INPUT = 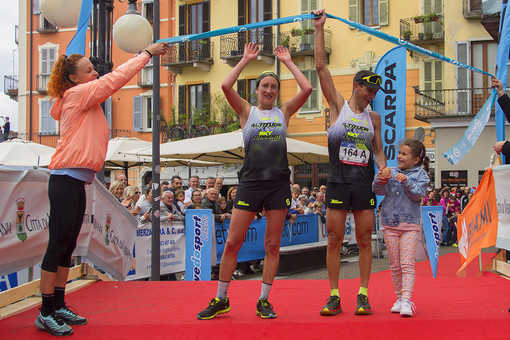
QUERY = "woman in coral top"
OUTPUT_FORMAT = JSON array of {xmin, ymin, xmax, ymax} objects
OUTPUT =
[{"xmin": 35, "ymin": 42, "xmax": 168, "ymax": 337}]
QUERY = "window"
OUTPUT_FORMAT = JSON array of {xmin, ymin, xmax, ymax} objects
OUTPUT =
[
  {"xmin": 38, "ymin": 46, "xmax": 57, "ymax": 91},
  {"xmin": 349, "ymin": 0, "xmax": 388, "ymax": 27},
  {"xmin": 140, "ymin": 58, "xmax": 153, "ymax": 86},
  {"xmin": 40, "ymin": 99, "xmax": 57, "ymax": 134},
  {"xmin": 178, "ymin": 83, "xmax": 211, "ymax": 126},
  {"xmin": 238, "ymin": 0, "xmax": 272, "ymax": 53},
  {"xmin": 300, "ymin": 70, "xmax": 320, "ymax": 112},
  {"xmin": 179, "ymin": 1, "xmax": 210, "ymax": 61},
  {"xmin": 33, "ymin": 0, "xmax": 41, "ymax": 14},
  {"xmin": 133, "ymin": 93, "xmax": 153, "ymax": 132},
  {"xmin": 423, "ymin": 60, "xmax": 443, "ymax": 101},
  {"xmin": 142, "ymin": 0, "xmax": 154, "ymax": 22},
  {"xmin": 237, "ymin": 79, "xmax": 258, "ymax": 105}
]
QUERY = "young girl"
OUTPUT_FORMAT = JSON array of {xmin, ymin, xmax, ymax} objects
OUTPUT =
[{"xmin": 372, "ymin": 139, "xmax": 430, "ymax": 317}]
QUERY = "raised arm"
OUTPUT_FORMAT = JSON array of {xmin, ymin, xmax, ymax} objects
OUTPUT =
[
  {"xmin": 278, "ymin": 46, "xmax": 312, "ymax": 122},
  {"xmin": 221, "ymin": 42, "xmax": 259, "ymax": 127},
  {"xmin": 313, "ymin": 9, "xmax": 344, "ymax": 124}
]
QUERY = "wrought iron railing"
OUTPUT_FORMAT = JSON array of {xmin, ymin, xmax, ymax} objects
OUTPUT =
[
  {"xmin": 463, "ymin": 0, "xmax": 482, "ymax": 19},
  {"xmin": 220, "ymin": 30, "xmax": 274, "ymax": 59},
  {"xmin": 15, "ymin": 133, "xmax": 60, "ymax": 148},
  {"xmin": 37, "ymin": 17, "xmax": 57, "ymax": 33},
  {"xmin": 161, "ymin": 40, "xmax": 214, "ymax": 66},
  {"xmin": 400, "ymin": 15, "xmax": 444, "ymax": 42},
  {"xmin": 279, "ymin": 29, "xmax": 332, "ymax": 56},
  {"xmin": 414, "ymin": 87, "xmax": 503, "ymax": 119},
  {"xmin": 4, "ymin": 75, "xmax": 18, "ymax": 98}
]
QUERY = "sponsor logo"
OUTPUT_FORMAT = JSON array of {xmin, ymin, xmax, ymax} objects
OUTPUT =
[
  {"xmin": 286, "ymin": 199, "xmax": 290, "ymax": 206},
  {"xmin": 16, "ymin": 198, "xmax": 27, "ymax": 242},
  {"xmin": 191, "ymin": 215, "xmax": 206, "ymax": 281},
  {"xmin": 330, "ymin": 199, "xmax": 343, "ymax": 204},
  {"xmin": 237, "ymin": 200, "xmax": 250, "ymax": 206},
  {"xmin": 105, "ymin": 214, "xmax": 111, "ymax": 245}
]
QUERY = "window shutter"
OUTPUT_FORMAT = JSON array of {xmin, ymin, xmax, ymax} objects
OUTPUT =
[
  {"xmin": 33, "ymin": 0, "xmax": 41, "ymax": 14},
  {"xmin": 133, "ymin": 96, "xmax": 143, "ymax": 131},
  {"xmin": 379, "ymin": 0, "xmax": 389, "ymax": 26},
  {"xmin": 424, "ymin": 0, "xmax": 432, "ymax": 14},
  {"xmin": 456, "ymin": 42, "xmax": 469, "ymax": 114},
  {"xmin": 202, "ymin": 82, "xmax": 210, "ymax": 116},
  {"xmin": 179, "ymin": 5, "xmax": 187, "ymax": 35},
  {"xmin": 41, "ymin": 49, "xmax": 48, "ymax": 74},
  {"xmin": 202, "ymin": 1, "xmax": 210, "ymax": 32},
  {"xmin": 238, "ymin": 0, "xmax": 246, "ymax": 25},
  {"xmin": 178, "ymin": 85, "xmax": 186, "ymax": 124},
  {"xmin": 41, "ymin": 101, "xmax": 49, "ymax": 133},
  {"xmin": 237, "ymin": 79, "xmax": 246, "ymax": 100},
  {"xmin": 310, "ymin": 70, "xmax": 318, "ymax": 110},
  {"xmin": 434, "ymin": 0, "xmax": 443, "ymax": 14},
  {"xmin": 349, "ymin": 0, "xmax": 359, "ymax": 29}
]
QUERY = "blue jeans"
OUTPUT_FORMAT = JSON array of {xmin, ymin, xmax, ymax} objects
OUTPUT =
[{"xmin": 442, "ymin": 214, "xmax": 450, "ymax": 244}]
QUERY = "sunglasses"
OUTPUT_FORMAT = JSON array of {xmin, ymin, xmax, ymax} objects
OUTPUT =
[{"xmin": 361, "ymin": 74, "xmax": 382, "ymax": 85}]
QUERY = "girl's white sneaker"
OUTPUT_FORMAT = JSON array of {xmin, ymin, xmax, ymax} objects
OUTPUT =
[
  {"xmin": 400, "ymin": 299, "xmax": 416, "ymax": 317},
  {"xmin": 390, "ymin": 299, "xmax": 402, "ymax": 313}
]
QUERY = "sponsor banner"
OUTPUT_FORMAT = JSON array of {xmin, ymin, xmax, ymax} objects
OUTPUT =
[
  {"xmin": 0, "ymin": 166, "xmax": 137, "ymax": 281},
  {"xmin": 185, "ymin": 209, "xmax": 213, "ymax": 281},
  {"xmin": 128, "ymin": 221, "xmax": 186, "ymax": 280},
  {"xmin": 215, "ymin": 214, "xmax": 319, "ymax": 263},
  {"xmin": 495, "ymin": 0, "xmax": 510, "ymax": 154},
  {"xmin": 373, "ymin": 46, "xmax": 407, "ymax": 169},
  {"xmin": 318, "ymin": 213, "xmax": 356, "ymax": 245},
  {"xmin": 457, "ymin": 168, "xmax": 499, "ymax": 275},
  {"xmin": 493, "ymin": 165, "xmax": 510, "ymax": 250},
  {"xmin": 421, "ymin": 206, "xmax": 443, "ymax": 278}
]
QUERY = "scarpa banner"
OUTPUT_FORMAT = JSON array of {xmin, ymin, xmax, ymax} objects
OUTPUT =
[
  {"xmin": 493, "ymin": 165, "xmax": 510, "ymax": 250},
  {"xmin": 442, "ymin": 90, "xmax": 497, "ymax": 165},
  {"xmin": 457, "ymin": 168, "xmax": 499, "ymax": 275},
  {"xmin": 128, "ymin": 221, "xmax": 185, "ymax": 280},
  {"xmin": 185, "ymin": 209, "xmax": 213, "ymax": 281},
  {"xmin": 373, "ymin": 46, "xmax": 407, "ymax": 169},
  {"xmin": 421, "ymin": 206, "xmax": 443, "ymax": 278},
  {"xmin": 216, "ymin": 214, "xmax": 319, "ymax": 263}
]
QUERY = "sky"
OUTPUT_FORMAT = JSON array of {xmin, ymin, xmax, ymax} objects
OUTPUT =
[{"xmin": 0, "ymin": 2, "xmax": 19, "ymax": 132}]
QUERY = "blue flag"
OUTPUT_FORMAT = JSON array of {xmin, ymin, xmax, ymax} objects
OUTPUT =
[
  {"xmin": 421, "ymin": 206, "xmax": 443, "ymax": 278},
  {"xmin": 66, "ymin": 0, "xmax": 94, "ymax": 56},
  {"xmin": 373, "ymin": 46, "xmax": 407, "ymax": 168}
]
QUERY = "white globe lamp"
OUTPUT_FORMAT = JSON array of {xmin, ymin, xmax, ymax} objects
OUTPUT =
[
  {"xmin": 113, "ymin": 1, "xmax": 153, "ymax": 53},
  {"xmin": 40, "ymin": 0, "xmax": 82, "ymax": 28}
]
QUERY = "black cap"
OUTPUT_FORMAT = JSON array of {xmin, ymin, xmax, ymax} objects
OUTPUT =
[{"xmin": 353, "ymin": 70, "xmax": 385, "ymax": 93}]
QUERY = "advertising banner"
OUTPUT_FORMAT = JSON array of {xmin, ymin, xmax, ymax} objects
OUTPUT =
[
  {"xmin": 185, "ymin": 209, "xmax": 213, "ymax": 281},
  {"xmin": 421, "ymin": 206, "xmax": 443, "ymax": 278},
  {"xmin": 493, "ymin": 165, "xmax": 510, "ymax": 250}
]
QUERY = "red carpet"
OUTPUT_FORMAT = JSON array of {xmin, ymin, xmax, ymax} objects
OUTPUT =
[{"xmin": 1, "ymin": 253, "xmax": 509, "ymax": 339}]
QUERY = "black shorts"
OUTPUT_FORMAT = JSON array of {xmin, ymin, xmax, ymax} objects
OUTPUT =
[
  {"xmin": 234, "ymin": 179, "xmax": 291, "ymax": 212},
  {"xmin": 326, "ymin": 182, "xmax": 376, "ymax": 211}
]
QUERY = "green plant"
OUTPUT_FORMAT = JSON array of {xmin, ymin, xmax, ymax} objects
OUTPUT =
[
  {"xmin": 402, "ymin": 30, "xmax": 412, "ymax": 40},
  {"xmin": 280, "ymin": 35, "xmax": 290, "ymax": 47},
  {"xmin": 199, "ymin": 39, "xmax": 208, "ymax": 45},
  {"xmin": 414, "ymin": 13, "xmax": 439, "ymax": 23},
  {"xmin": 290, "ymin": 27, "xmax": 303, "ymax": 37},
  {"xmin": 303, "ymin": 28, "xmax": 315, "ymax": 35}
]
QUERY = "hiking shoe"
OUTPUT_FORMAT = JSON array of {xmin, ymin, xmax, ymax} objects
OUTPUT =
[
  {"xmin": 400, "ymin": 299, "xmax": 416, "ymax": 317},
  {"xmin": 355, "ymin": 294, "xmax": 372, "ymax": 315},
  {"xmin": 390, "ymin": 299, "xmax": 402, "ymax": 313},
  {"xmin": 320, "ymin": 296, "xmax": 342, "ymax": 316},
  {"xmin": 55, "ymin": 305, "xmax": 88, "ymax": 325},
  {"xmin": 256, "ymin": 298, "xmax": 277, "ymax": 319},
  {"xmin": 197, "ymin": 297, "xmax": 231, "ymax": 320},
  {"xmin": 35, "ymin": 311, "xmax": 73, "ymax": 336}
]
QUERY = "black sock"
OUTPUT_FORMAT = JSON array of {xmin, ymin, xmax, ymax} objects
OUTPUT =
[
  {"xmin": 54, "ymin": 287, "xmax": 66, "ymax": 309},
  {"xmin": 41, "ymin": 293, "xmax": 55, "ymax": 316}
]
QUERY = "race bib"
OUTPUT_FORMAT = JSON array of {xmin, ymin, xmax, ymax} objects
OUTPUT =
[{"xmin": 339, "ymin": 142, "xmax": 370, "ymax": 166}]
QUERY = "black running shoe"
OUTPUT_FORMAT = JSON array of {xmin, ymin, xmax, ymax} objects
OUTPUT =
[
  {"xmin": 320, "ymin": 295, "xmax": 342, "ymax": 316},
  {"xmin": 55, "ymin": 305, "xmax": 88, "ymax": 325},
  {"xmin": 355, "ymin": 294, "xmax": 372, "ymax": 315},
  {"xmin": 35, "ymin": 311, "xmax": 73, "ymax": 336},
  {"xmin": 197, "ymin": 297, "xmax": 231, "ymax": 320},
  {"xmin": 256, "ymin": 298, "xmax": 277, "ymax": 319}
]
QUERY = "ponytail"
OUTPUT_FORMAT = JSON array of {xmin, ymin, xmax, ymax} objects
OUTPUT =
[{"xmin": 47, "ymin": 54, "xmax": 83, "ymax": 98}]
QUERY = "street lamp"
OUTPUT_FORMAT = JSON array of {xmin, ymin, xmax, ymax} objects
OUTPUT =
[{"xmin": 38, "ymin": 0, "xmax": 161, "ymax": 281}]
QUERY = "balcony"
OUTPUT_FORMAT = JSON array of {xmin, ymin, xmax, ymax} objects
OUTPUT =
[
  {"xmin": 463, "ymin": 0, "xmax": 482, "ymax": 19},
  {"xmin": 161, "ymin": 40, "xmax": 214, "ymax": 74},
  {"xmin": 400, "ymin": 15, "xmax": 444, "ymax": 44},
  {"xmin": 16, "ymin": 133, "xmax": 60, "ymax": 148},
  {"xmin": 220, "ymin": 29, "xmax": 274, "ymax": 66},
  {"xmin": 279, "ymin": 29, "xmax": 332, "ymax": 59},
  {"xmin": 4, "ymin": 75, "xmax": 18, "ymax": 101},
  {"xmin": 37, "ymin": 17, "xmax": 57, "ymax": 33},
  {"xmin": 414, "ymin": 87, "xmax": 502, "ymax": 121},
  {"xmin": 36, "ymin": 74, "xmax": 51, "ymax": 93}
]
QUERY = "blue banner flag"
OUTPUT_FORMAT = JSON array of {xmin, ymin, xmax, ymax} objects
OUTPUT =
[
  {"xmin": 373, "ymin": 46, "xmax": 407, "ymax": 168},
  {"xmin": 185, "ymin": 209, "xmax": 213, "ymax": 281},
  {"xmin": 421, "ymin": 206, "xmax": 443, "ymax": 278},
  {"xmin": 66, "ymin": 0, "xmax": 94, "ymax": 56},
  {"xmin": 442, "ymin": 90, "xmax": 497, "ymax": 165},
  {"xmin": 495, "ymin": 0, "xmax": 510, "ymax": 162}
]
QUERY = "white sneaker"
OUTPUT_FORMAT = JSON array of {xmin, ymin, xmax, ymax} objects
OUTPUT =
[
  {"xmin": 390, "ymin": 299, "xmax": 402, "ymax": 313},
  {"xmin": 400, "ymin": 299, "xmax": 416, "ymax": 317}
]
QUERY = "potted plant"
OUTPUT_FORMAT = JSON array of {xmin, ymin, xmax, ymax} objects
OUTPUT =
[
  {"xmin": 402, "ymin": 30, "xmax": 412, "ymax": 41},
  {"xmin": 280, "ymin": 35, "xmax": 290, "ymax": 48},
  {"xmin": 425, "ymin": 32, "xmax": 434, "ymax": 40},
  {"xmin": 414, "ymin": 13, "xmax": 440, "ymax": 23},
  {"xmin": 199, "ymin": 39, "xmax": 208, "ymax": 45},
  {"xmin": 418, "ymin": 32, "xmax": 424, "ymax": 40},
  {"xmin": 290, "ymin": 27, "xmax": 303, "ymax": 37},
  {"xmin": 303, "ymin": 28, "xmax": 315, "ymax": 35}
]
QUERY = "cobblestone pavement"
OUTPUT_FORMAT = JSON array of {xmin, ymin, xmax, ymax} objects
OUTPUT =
[{"xmin": 235, "ymin": 245, "xmax": 498, "ymax": 281}]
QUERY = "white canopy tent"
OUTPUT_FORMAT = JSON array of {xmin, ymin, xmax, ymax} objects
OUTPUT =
[{"xmin": 0, "ymin": 139, "xmax": 56, "ymax": 167}]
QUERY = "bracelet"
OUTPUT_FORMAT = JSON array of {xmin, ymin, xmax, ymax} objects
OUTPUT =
[
  {"xmin": 498, "ymin": 90, "xmax": 506, "ymax": 97},
  {"xmin": 143, "ymin": 49, "xmax": 153, "ymax": 58}
]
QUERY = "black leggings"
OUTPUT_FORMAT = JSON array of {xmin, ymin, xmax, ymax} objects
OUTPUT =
[{"xmin": 41, "ymin": 175, "xmax": 86, "ymax": 273}]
